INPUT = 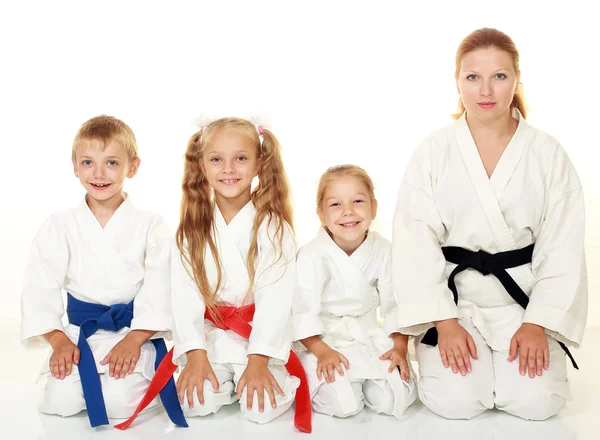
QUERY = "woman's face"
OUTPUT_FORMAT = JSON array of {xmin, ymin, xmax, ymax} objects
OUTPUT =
[{"xmin": 456, "ymin": 47, "xmax": 520, "ymax": 122}]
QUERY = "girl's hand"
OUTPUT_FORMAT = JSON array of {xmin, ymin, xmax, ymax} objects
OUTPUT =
[
  {"xmin": 176, "ymin": 349, "xmax": 220, "ymax": 407},
  {"xmin": 45, "ymin": 330, "xmax": 80, "ymax": 380},
  {"xmin": 435, "ymin": 318, "xmax": 478, "ymax": 375},
  {"xmin": 99, "ymin": 329, "xmax": 154, "ymax": 379},
  {"xmin": 379, "ymin": 333, "xmax": 411, "ymax": 381},
  {"xmin": 236, "ymin": 354, "xmax": 285, "ymax": 413},
  {"xmin": 300, "ymin": 335, "xmax": 350, "ymax": 383},
  {"xmin": 314, "ymin": 345, "xmax": 350, "ymax": 383},
  {"xmin": 508, "ymin": 323, "xmax": 550, "ymax": 378}
]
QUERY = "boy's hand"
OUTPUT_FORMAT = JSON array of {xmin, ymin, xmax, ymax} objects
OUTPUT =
[
  {"xmin": 45, "ymin": 330, "xmax": 80, "ymax": 380},
  {"xmin": 100, "ymin": 329, "xmax": 154, "ymax": 379}
]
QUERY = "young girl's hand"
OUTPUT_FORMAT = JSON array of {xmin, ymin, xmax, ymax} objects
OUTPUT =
[
  {"xmin": 100, "ymin": 329, "xmax": 154, "ymax": 379},
  {"xmin": 45, "ymin": 330, "xmax": 80, "ymax": 380},
  {"xmin": 176, "ymin": 349, "xmax": 220, "ymax": 408},
  {"xmin": 236, "ymin": 354, "xmax": 285, "ymax": 413},
  {"xmin": 314, "ymin": 345, "xmax": 350, "ymax": 383},
  {"xmin": 300, "ymin": 335, "xmax": 350, "ymax": 383},
  {"xmin": 508, "ymin": 323, "xmax": 550, "ymax": 378},
  {"xmin": 435, "ymin": 318, "xmax": 478, "ymax": 375},
  {"xmin": 379, "ymin": 333, "xmax": 411, "ymax": 381}
]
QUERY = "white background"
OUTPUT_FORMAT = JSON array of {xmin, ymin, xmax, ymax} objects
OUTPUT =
[{"xmin": 1, "ymin": 0, "xmax": 598, "ymax": 334}]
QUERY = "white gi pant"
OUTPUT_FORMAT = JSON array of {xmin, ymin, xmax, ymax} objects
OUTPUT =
[
  {"xmin": 40, "ymin": 372, "xmax": 160, "ymax": 418},
  {"xmin": 299, "ymin": 349, "xmax": 417, "ymax": 419},
  {"xmin": 182, "ymin": 361, "xmax": 300, "ymax": 424},
  {"xmin": 38, "ymin": 335, "xmax": 161, "ymax": 419},
  {"xmin": 416, "ymin": 317, "xmax": 570, "ymax": 421}
]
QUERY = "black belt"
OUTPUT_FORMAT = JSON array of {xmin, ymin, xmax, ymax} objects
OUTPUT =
[{"xmin": 421, "ymin": 244, "xmax": 578, "ymax": 369}]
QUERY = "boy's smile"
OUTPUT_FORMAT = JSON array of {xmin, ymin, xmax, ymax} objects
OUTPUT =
[{"xmin": 73, "ymin": 139, "xmax": 139, "ymax": 213}]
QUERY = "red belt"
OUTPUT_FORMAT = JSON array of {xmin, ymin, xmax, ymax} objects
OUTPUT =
[{"xmin": 115, "ymin": 304, "xmax": 312, "ymax": 433}]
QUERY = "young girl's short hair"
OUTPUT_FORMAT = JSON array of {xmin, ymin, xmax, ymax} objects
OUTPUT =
[
  {"xmin": 72, "ymin": 115, "xmax": 139, "ymax": 161},
  {"xmin": 316, "ymin": 164, "xmax": 376, "ymax": 209}
]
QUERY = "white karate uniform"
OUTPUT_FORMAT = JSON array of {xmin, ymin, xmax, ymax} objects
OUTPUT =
[
  {"xmin": 392, "ymin": 110, "xmax": 587, "ymax": 420},
  {"xmin": 292, "ymin": 228, "xmax": 417, "ymax": 419},
  {"xmin": 20, "ymin": 195, "xmax": 172, "ymax": 418},
  {"xmin": 171, "ymin": 201, "xmax": 300, "ymax": 424}
]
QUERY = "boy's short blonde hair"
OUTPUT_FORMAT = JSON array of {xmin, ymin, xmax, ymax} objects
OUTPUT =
[{"xmin": 72, "ymin": 115, "xmax": 139, "ymax": 161}]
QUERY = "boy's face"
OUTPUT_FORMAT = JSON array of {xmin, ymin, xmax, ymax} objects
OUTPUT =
[{"xmin": 73, "ymin": 139, "xmax": 139, "ymax": 203}]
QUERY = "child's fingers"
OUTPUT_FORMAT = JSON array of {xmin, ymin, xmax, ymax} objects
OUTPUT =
[
  {"xmin": 439, "ymin": 348, "xmax": 449, "ymax": 368},
  {"xmin": 544, "ymin": 346, "xmax": 550, "ymax": 370},
  {"xmin": 256, "ymin": 385, "xmax": 265, "ymax": 413},
  {"xmin": 508, "ymin": 336, "xmax": 518, "ymax": 362},
  {"xmin": 176, "ymin": 376, "xmax": 186, "ymax": 404},
  {"xmin": 379, "ymin": 349, "xmax": 392, "ymax": 360},
  {"xmin": 519, "ymin": 346, "xmax": 528, "ymax": 376},
  {"xmin": 322, "ymin": 365, "xmax": 329, "ymax": 383},
  {"xmin": 340, "ymin": 354, "xmax": 350, "ymax": 369},
  {"xmin": 266, "ymin": 382, "xmax": 277, "ymax": 409},
  {"xmin": 459, "ymin": 344, "xmax": 472, "ymax": 374},
  {"xmin": 121, "ymin": 358, "xmax": 131, "ymax": 377},
  {"xmin": 208, "ymin": 371, "xmax": 220, "ymax": 393},
  {"xmin": 65, "ymin": 357, "xmax": 73, "ymax": 376},
  {"xmin": 121, "ymin": 355, "xmax": 135, "ymax": 377},
  {"xmin": 316, "ymin": 365, "xmax": 322, "ymax": 382},
  {"xmin": 236, "ymin": 378, "xmax": 246, "ymax": 399},
  {"xmin": 113, "ymin": 356, "xmax": 125, "ymax": 379},
  {"xmin": 100, "ymin": 351, "xmax": 111, "ymax": 366},
  {"xmin": 271, "ymin": 375, "xmax": 285, "ymax": 397},
  {"xmin": 398, "ymin": 357, "xmax": 411, "ymax": 381},
  {"xmin": 466, "ymin": 333, "xmax": 478, "ymax": 360},
  {"xmin": 186, "ymin": 383, "xmax": 195, "ymax": 408},
  {"xmin": 452, "ymin": 347, "xmax": 467, "ymax": 376},
  {"xmin": 326, "ymin": 364, "xmax": 334, "ymax": 383},
  {"xmin": 334, "ymin": 362, "xmax": 344, "ymax": 377},
  {"xmin": 447, "ymin": 350, "xmax": 458, "ymax": 374},
  {"xmin": 528, "ymin": 348, "xmax": 536, "ymax": 378},
  {"xmin": 58, "ymin": 357, "xmax": 66, "ymax": 379},
  {"xmin": 128, "ymin": 356, "xmax": 138, "ymax": 374},
  {"xmin": 536, "ymin": 348, "xmax": 544, "ymax": 377},
  {"xmin": 247, "ymin": 384, "xmax": 256, "ymax": 411},
  {"xmin": 196, "ymin": 381, "xmax": 205, "ymax": 406}
]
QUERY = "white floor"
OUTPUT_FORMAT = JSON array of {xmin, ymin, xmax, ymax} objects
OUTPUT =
[{"xmin": 2, "ymin": 326, "xmax": 598, "ymax": 440}]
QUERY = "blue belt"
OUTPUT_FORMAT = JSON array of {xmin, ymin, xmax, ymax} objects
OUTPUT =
[{"xmin": 66, "ymin": 293, "xmax": 187, "ymax": 427}]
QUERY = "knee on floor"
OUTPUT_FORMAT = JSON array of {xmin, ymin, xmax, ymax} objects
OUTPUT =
[
  {"xmin": 418, "ymin": 376, "xmax": 493, "ymax": 420},
  {"xmin": 41, "ymin": 376, "xmax": 85, "ymax": 417},
  {"xmin": 312, "ymin": 381, "xmax": 364, "ymax": 418},
  {"xmin": 495, "ymin": 382, "xmax": 566, "ymax": 421}
]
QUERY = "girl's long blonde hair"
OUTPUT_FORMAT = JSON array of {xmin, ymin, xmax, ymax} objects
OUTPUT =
[{"xmin": 176, "ymin": 117, "xmax": 294, "ymax": 317}]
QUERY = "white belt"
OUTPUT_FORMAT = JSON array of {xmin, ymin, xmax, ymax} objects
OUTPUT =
[{"xmin": 321, "ymin": 312, "xmax": 409, "ymax": 418}]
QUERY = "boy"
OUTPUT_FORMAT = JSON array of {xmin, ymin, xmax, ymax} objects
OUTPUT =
[{"xmin": 20, "ymin": 116, "xmax": 185, "ymax": 427}]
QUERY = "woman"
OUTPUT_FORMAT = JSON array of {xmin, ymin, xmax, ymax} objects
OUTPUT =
[{"xmin": 392, "ymin": 27, "xmax": 587, "ymax": 421}]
